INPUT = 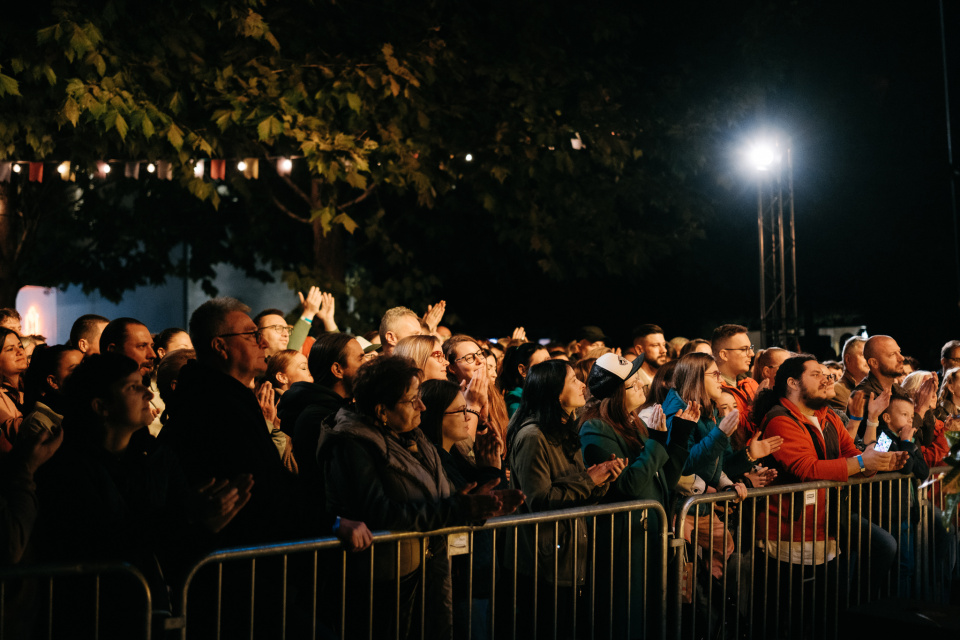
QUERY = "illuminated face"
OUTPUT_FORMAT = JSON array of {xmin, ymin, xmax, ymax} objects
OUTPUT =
[
  {"xmin": 159, "ymin": 331, "xmax": 193, "ymax": 360},
  {"xmin": 717, "ymin": 391, "xmax": 737, "ymax": 417},
  {"xmin": 558, "ymin": 366, "xmax": 587, "ymax": 413},
  {"xmin": 422, "ymin": 339, "xmax": 449, "ymax": 381},
  {"xmin": 257, "ymin": 314, "xmax": 290, "ymax": 357},
  {"xmin": 339, "ymin": 339, "xmax": 366, "ymax": 393},
  {"xmin": 219, "ymin": 311, "xmax": 268, "ymax": 381},
  {"xmin": 624, "ymin": 372, "xmax": 646, "ymax": 411},
  {"xmin": 448, "ymin": 341, "xmax": 485, "ymax": 383},
  {"xmin": 719, "ymin": 333, "xmax": 754, "ymax": 376},
  {"xmin": 441, "ymin": 392, "xmax": 474, "ymax": 448},
  {"xmin": 283, "ymin": 352, "xmax": 313, "ymax": 387},
  {"xmin": 871, "ymin": 337, "xmax": 904, "ymax": 379},
  {"xmin": 523, "ymin": 348, "xmax": 550, "ymax": 378},
  {"xmin": 485, "ymin": 354, "xmax": 498, "ymax": 384},
  {"xmin": 116, "ymin": 324, "xmax": 157, "ymax": 377},
  {"xmin": 796, "ymin": 361, "xmax": 830, "ymax": 409},
  {"xmin": 762, "ymin": 350, "xmax": 790, "ymax": 386},
  {"xmin": 820, "ymin": 364, "xmax": 837, "ymax": 399},
  {"xmin": 0, "ymin": 317, "xmax": 21, "ymax": 335},
  {"xmin": 0, "ymin": 334, "xmax": 27, "ymax": 378},
  {"xmin": 884, "ymin": 398, "xmax": 914, "ymax": 434},
  {"xmin": 51, "ymin": 350, "xmax": 84, "ymax": 390},
  {"xmin": 637, "ymin": 333, "xmax": 668, "ymax": 369},
  {"xmin": 704, "ymin": 363, "xmax": 723, "ymax": 402},
  {"xmin": 382, "ymin": 377, "xmax": 425, "ymax": 433},
  {"xmin": 387, "ymin": 315, "xmax": 422, "ymax": 350}
]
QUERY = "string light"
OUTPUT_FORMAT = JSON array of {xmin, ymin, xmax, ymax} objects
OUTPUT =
[
  {"xmin": 146, "ymin": 163, "xmax": 156, "ymax": 173},
  {"xmin": 237, "ymin": 160, "xmax": 247, "ymax": 171}
]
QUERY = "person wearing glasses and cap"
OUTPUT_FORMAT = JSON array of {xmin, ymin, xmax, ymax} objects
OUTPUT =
[{"xmin": 579, "ymin": 352, "xmax": 697, "ymax": 639}]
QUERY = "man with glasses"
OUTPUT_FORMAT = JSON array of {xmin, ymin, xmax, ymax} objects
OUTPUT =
[
  {"xmin": 712, "ymin": 324, "xmax": 760, "ymax": 435},
  {"xmin": 254, "ymin": 308, "xmax": 295, "ymax": 358},
  {"xmin": 940, "ymin": 339, "xmax": 960, "ymax": 379}
]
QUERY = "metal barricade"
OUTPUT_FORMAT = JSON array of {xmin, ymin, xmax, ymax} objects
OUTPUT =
[
  {"xmin": 173, "ymin": 499, "xmax": 669, "ymax": 640},
  {"xmin": 0, "ymin": 561, "xmax": 153, "ymax": 640},
  {"xmin": 670, "ymin": 470, "xmax": 959, "ymax": 640}
]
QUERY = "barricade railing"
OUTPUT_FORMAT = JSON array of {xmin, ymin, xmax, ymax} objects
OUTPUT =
[
  {"xmin": 174, "ymin": 499, "xmax": 669, "ymax": 640},
  {"xmin": 0, "ymin": 561, "xmax": 153, "ymax": 640},
  {"xmin": 672, "ymin": 469, "xmax": 959, "ymax": 640}
]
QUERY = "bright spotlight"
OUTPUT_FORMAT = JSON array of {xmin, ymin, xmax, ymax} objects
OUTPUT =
[
  {"xmin": 465, "ymin": 154, "xmax": 473, "ymax": 162},
  {"xmin": 748, "ymin": 143, "xmax": 779, "ymax": 171},
  {"xmin": 146, "ymin": 163, "xmax": 156, "ymax": 173},
  {"xmin": 237, "ymin": 161, "xmax": 247, "ymax": 171}
]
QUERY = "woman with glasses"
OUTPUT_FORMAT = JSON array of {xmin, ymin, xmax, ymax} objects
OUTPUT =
[
  {"xmin": 498, "ymin": 342, "xmax": 550, "ymax": 418},
  {"xmin": 444, "ymin": 335, "xmax": 510, "ymax": 457},
  {"xmin": 319, "ymin": 356, "xmax": 521, "ymax": 640},
  {"xmin": 420, "ymin": 378, "xmax": 505, "ymax": 640},
  {"xmin": 394, "ymin": 334, "xmax": 449, "ymax": 381},
  {"xmin": 506, "ymin": 360, "xmax": 626, "ymax": 640},
  {"xmin": 579, "ymin": 353, "xmax": 696, "ymax": 639}
]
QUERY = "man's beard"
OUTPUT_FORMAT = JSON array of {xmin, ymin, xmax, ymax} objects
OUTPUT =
[
  {"xmin": 648, "ymin": 358, "xmax": 661, "ymax": 370},
  {"xmin": 879, "ymin": 363, "xmax": 904, "ymax": 378},
  {"xmin": 800, "ymin": 388, "xmax": 829, "ymax": 410}
]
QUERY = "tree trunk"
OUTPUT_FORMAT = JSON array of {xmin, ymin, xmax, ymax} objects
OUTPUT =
[
  {"xmin": 0, "ymin": 184, "xmax": 21, "ymax": 307},
  {"xmin": 309, "ymin": 178, "xmax": 347, "ymax": 285}
]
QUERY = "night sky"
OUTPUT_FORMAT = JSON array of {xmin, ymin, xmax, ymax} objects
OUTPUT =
[{"xmin": 429, "ymin": 1, "xmax": 960, "ymax": 369}]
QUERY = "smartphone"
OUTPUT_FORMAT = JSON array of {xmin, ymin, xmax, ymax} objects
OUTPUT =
[{"xmin": 875, "ymin": 432, "xmax": 892, "ymax": 453}]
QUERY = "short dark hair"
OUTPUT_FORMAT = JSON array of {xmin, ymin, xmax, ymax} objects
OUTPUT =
[
  {"xmin": 903, "ymin": 356, "xmax": 921, "ymax": 370},
  {"xmin": 632, "ymin": 324, "xmax": 664, "ymax": 342},
  {"xmin": 254, "ymin": 308, "xmax": 286, "ymax": 326},
  {"xmin": 352, "ymin": 356, "xmax": 421, "ymax": 418},
  {"xmin": 418, "ymin": 379, "xmax": 461, "ymax": 447},
  {"xmin": 69, "ymin": 314, "xmax": 109, "ymax": 348},
  {"xmin": 190, "ymin": 298, "xmax": 250, "ymax": 360},
  {"xmin": 309, "ymin": 333, "xmax": 357, "ymax": 387},
  {"xmin": 498, "ymin": 342, "xmax": 548, "ymax": 393},
  {"xmin": 99, "ymin": 318, "xmax": 146, "ymax": 353},
  {"xmin": 711, "ymin": 324, "xmax": 748, "ymax": 353}
]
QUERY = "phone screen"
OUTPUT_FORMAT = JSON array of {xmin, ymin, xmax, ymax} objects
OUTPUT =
[{"xmin": 875, "ymin": 432, "xmax": 892, "ymax": 453}]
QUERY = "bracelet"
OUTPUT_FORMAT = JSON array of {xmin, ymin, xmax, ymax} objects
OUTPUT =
[
  {"xmin": 301, "ymin": 316, "xmax": 313, "ymax": 324},
  {"xmin": 745, "ymin": 448, "xmax": 757, "ymax": 462},
  {"xmin": 857, "ymin": 455, "xmax": 866, "ymax": 474},
  {"xmin": 847, "ymin": 414, "xmax": 863, "ymax": 420}
]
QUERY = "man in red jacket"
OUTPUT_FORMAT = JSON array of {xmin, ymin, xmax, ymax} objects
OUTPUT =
[
  {"xmin": 712, "ymin": 324, "xmax": 759, "ymax": 436},
  {"xmin": 753, "ymin": 354, "xmax": 908, "ymax": 632}
]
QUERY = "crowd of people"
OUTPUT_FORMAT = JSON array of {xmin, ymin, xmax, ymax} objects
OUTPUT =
[{"xmin": 0, "ymin": 295, "xmax": 958, "ymax": 638}]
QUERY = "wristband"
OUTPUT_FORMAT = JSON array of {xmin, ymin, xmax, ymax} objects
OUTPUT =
[
  {"xmin": 866, "ymin": 419, "xmax": 879, "ymax": 428},
  {"xmin": 301, "ymin": 316, "xmax": 313, "ymax": 324},
  {"xmin": 745, "ymin": 448, "xmax": 757, "ymax": 462},
  {"xmin": 847, "ymin": 414, "xmax": 863, "ymax": 421},
  {"xmin": 856, "ymin": 455, "xmax": 866, "ymax": 474}
]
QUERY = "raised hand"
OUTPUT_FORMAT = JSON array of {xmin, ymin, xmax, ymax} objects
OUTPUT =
[
  {"xmin": 256, "ymin": 381, "xmax": 277, "ymax": 428},
  {"xmin": 196, "ymin": 474, "xmax": 254, "ymax": 533},
  {"xmin": 462, "ymin": 367, "xmax": 490, "ymax": 422},
  {"xmin": 649, "ymin": 404, "xmax": 667, "ymax": 431},
  {"xmin": 587, "ymin": 454, "xmax": 626, "ymax": 486},
  {"xmin": 511, "ymin": 327, "xmax": 527, "ymax": 342},
  {"xmin": 298, "ymin": 286, "xmax": 323, "ymax": 319},
  {"xmin": 423, "ymin": 301, "xmax": 446, "ymax": 334},
  {"xmin": 474, "ymin": 425, "xmax": 503, "ymax": 469},
  {"xmin": 718, "ymin": 408, "xmax": 739, "ymax": 436},
  {"xmin": 315, "ymin": 291, "xmax": 337, "ymax": 331},
  {"xmin": 914, "ymin": 376, "xmax": 937, "ymax": 415},
  {"xmin": 846, "ymin": 390, "xmax": 866, "ymax": 420},
  {"xmin": 866, "ymin": 389, "xmax": 891, "ymax": 422},
  {"xmin": 747, "ymin": 431, "xmax": 783, "ymax": 460},
  {"xmin": 676, "ymin": 400, "xmax": 701, "ymax": 424}
]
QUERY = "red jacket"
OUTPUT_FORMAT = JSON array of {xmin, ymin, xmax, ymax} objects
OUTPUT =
[{"xmin": 758, "ymin": 399, "xmax": 860, "ymax": 543}]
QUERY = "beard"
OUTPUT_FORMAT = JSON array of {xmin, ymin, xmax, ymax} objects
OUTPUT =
[
  {"xmin": 879, "ymin": 363, "xmax": 904, "ymax": 378},
  {"xmin": 648, "ymin": 358, "xmax": 662, "ymax": 370},
  {"xmin": 800, "ymin": 387, "xmax": 829, "ymax": 410}
]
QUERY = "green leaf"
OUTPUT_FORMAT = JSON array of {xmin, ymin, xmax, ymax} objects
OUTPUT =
[
  {"xmin": 141, "ymin": 116, "xmax": 155, "ymax": 138},
  {"xmin": 332, "ymin": 212, "xmax": 358, "ymax": 234},
  {"xmin": 43, "ymin": 66, "xmax": 57, "ymax": 86},
  {"xmin": 113, "ymin": 113, "xmax": 128, "ymax": 140},
  {"xmin": 167, "ymin": 124, "xmax": 184, "ymax": 149},
  {"xmin": 62, "ymin": 97, "xmax": 80, "ymax": 126},
  {"xmin": 346, "ymin": 92, "xmax": 361, "ymax": 113},
  {"xmin": 0, "ymin": 74, "xmax": 20, "ymax": 97},
  {"xmin": 417, "ymin": 111, "xmax": 430, "ymax": 129},
  {"xmin": 345, "ymin": 171, "xmax": 367, "ymax": 189}
]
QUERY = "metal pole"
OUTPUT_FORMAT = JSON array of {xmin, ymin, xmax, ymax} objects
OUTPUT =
[
  {"xmin": 939, "ymin": 0, "xmax": 960, "ymax": 306},
  {"xmin": 758, "ymin": 182, "xmax": 767, "ymax": 348},
  {"xmin": 786, "ymin": 146, "xmax": 799, "ymax": 347}
]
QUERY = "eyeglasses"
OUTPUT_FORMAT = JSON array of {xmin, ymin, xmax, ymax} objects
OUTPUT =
[
  {"xmin": 261, "ymin": 324, "xmax": 294, "ymax": 336},
  {"xmin": 217, "ymin": 329, "xmax": 263, "ymax": 342},
  {"xmin": 430, "ymin": 350, "xmax": 448, "ymax": 363},
  {"xmin": 705, "ymin": 370, "xmax": 723, "ymax": 381},
  {"xmin": 397, "ymin": 395, "xmax": 424, "ymax": 407},
  {"xmin": 454, "ymin": 350, "xmax": 484, "ymax": 365},
  {"xmin": 444, "ymin": 406, "xmax": 481, "ymax": 421},
  {"xmin": 723, "ymin": 345, "xmax": 754, "ymax": 353}
]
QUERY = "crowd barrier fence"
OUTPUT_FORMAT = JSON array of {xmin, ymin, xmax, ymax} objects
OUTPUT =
[{"xmin": 3, "ymin": 469, "xmax": 958, "ymax": 640}]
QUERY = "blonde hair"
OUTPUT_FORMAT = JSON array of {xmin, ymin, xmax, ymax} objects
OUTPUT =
[{"xmin": 393, "ymin": 335, "xmax": 441, "ymax": 372}]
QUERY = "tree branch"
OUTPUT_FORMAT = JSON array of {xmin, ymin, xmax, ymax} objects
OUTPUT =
[
  {"xmin": 338, "ymin": 183, "xmax": 377, "ymax": 210},
  {"xmin": 273, "ymin": 197, "xmax": 310, "ymax": 225},
  {"xmin": 278, "ymin": 172, "xmax": 313, "ymax": 207}
]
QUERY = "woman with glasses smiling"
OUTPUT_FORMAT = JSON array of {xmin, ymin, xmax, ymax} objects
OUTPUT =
[
  {"xmin": 393, "ymin": 334, "xmax": 449, "ymax": 381},
  {"xmin": 444, "ymin": 335, "xmax": 510, "ymax": 459}
]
